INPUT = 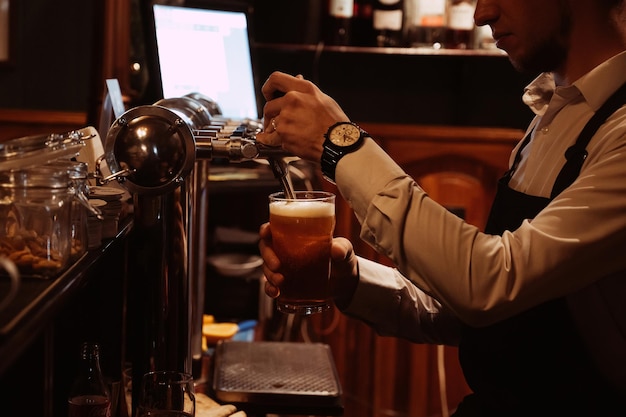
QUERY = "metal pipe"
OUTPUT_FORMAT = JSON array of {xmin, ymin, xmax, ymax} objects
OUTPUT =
[{"xmin": 127, "ymin": 188, "xmax": 192, "ymax": 413}]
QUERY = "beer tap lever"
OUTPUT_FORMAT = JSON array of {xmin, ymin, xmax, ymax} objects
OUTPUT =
[
  {"xmin": 254, "ymin": 142, "xmax": 296, "ymax": 199},
  {"xmin": 268, "ymin": 157, "xmax": 295, "ymax": 199}
]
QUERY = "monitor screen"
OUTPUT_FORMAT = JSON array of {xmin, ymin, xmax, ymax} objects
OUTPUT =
[{"xmin": 153, "ymin": 4, "xmax": 259, "ymax": 119}]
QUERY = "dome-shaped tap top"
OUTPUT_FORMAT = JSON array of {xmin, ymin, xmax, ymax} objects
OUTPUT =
[{"xmin": 105, "ymin": 105, "xmax": 196, "ymax": 195}]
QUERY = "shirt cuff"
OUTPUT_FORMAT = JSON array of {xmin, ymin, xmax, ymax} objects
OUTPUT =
[{"xmin": 335, "ymin": 137, "xmax": 407, "ymax": 220}]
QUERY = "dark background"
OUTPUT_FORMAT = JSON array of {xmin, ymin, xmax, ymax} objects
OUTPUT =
[{"xmin": 0, "ymin": 0, "xmax": 534, "ymax": 129}]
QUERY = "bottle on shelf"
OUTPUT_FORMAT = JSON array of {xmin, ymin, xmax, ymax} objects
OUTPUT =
[
  {"xmin": 406, "ymin": 0, "xmax": 446, "ymax": 48},
  {"xmin": 352, "ymin": 0, "xmax": 375, "ymax": 46},
  {"xmin": 372, "ymin": 0, "xmax": 405, "ymax": 47},
  {"xmin": 474, "ymin": 24, "xmax": 496, "ymax": 50},
  {"xmin": 68, "ymin": 342, "xmax": 112, "ymax": 417},
  {"xmin": 444, "ymin": 0, "xmax": 476, "ymax": 49},
  {"xmin": 325, "ymin": 0, "xmax": 355, "ymax": 45}
]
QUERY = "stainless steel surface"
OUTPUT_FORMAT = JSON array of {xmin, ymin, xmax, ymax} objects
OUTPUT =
[
  {"xmin": 103, "ymin": 95, "xmax": 300, "ymax": 415},
  {"xmin": 128, "ymin": 186, "xmax": 193, "ymax": 410},
  {"xmin": 184, "ymin": 92, "xmax": 223, "ymax": 116},
  {"xmin": 212, "ymin": 341, "xmax": 343, "ymax": 415},
  {"xmin": 189, "ymin": 159, "xmax": 209, "ymax": 365},
  {"xmin": 268, "ymin": 158, "xmax": 295, "ymax": 199},
  {"xmin": 106, "ymin": 101, "xmax": 203, "ymax": 414},
  {"xmin": 104, "ymin": 105, "xmax": 196, "ymax": 195},
  {"xmin": 194, "ymin": 135, "xmax": 261, "ymax": 161},
  {"xmin": 154, "ymin": 96, "xmax": 213, "ymax": 129}
]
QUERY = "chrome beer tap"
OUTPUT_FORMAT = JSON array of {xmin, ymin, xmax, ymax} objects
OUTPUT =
[{"xmin": 102, "ymin": 95, "xmax": 294, "ymax": 414}]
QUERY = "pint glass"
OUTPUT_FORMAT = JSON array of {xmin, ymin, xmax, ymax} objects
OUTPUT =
[{"xmin": 269, "ymin": 191, "xmax": 336, "ymax": 315}]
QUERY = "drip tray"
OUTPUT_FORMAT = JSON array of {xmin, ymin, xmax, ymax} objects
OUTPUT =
[{"xmin": 211, "ymin": 340, "xmax": 343, "ymax": 415}]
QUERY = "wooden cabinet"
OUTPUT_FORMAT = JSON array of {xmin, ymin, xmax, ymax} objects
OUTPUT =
[
  {"xmin": 0, "ymin": 109, "xmax": 88, "ymax": 142},
  {"xmin": 316, "ymin": 123, "xmax": 524, "ymax": 417}
]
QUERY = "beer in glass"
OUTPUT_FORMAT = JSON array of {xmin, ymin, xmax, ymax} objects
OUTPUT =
[{"xmin": 269, "ymin": 191, "xmax": 336, "ymax": 315}]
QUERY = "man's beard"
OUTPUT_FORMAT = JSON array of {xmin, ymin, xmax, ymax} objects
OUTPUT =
[
  {"xmin": 509, "ymin": 39, "xmax": 569, "ymax": 75},
  {"xmin": 510, "ymin": 2, "xmax": 572, "ymax": 75}
]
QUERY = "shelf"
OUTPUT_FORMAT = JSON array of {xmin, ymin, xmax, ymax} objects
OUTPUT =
[
  {"xmin": 253, "ymin": 42, "xmax": 532, "ymax": 129},
  {"xmin": 254, "ymin": 42, "xmax": 507, "ymax": 58}
]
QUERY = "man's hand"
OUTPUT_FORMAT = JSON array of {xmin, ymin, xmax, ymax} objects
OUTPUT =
[{"xmin": 258, "ymin": 222, "xmax": 359, "ymax": 308}]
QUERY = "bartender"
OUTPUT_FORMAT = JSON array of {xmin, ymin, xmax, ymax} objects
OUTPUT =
[{"xmin": 256, "ymin": 0, "xmax": 626, "ymax": 415}]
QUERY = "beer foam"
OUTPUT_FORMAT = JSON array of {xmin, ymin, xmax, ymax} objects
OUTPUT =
[{"xmin": 270, "ymin": 200, "xmax": 334, "ymax": 217}]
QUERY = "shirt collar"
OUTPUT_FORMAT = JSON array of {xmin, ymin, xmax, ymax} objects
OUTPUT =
[
  {"xmin": 575, "ymin": 50, "xmax": 626, "ymax": 112},
  {"xmin": 522, "ymin": 51, "xmax": 626, "ymax": 116},
  {"xmin": 522, "ymin": 73, "xmax": 556, "ymax": 116}
]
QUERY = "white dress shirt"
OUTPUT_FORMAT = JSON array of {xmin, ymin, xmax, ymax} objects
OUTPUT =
[{"xmin": 336, "ymin": 51, "xmax": 626, "ymax": 392}]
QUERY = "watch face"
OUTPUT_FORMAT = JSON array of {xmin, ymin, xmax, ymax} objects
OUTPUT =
[{"xmin": 329, "ymin": 123, "xmax": 360, "ymax": 147}]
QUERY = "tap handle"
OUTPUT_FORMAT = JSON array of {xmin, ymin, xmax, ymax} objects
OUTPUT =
[{"xmin": 268, "ymin": 157, "xmax": 295, "ymax": 199}]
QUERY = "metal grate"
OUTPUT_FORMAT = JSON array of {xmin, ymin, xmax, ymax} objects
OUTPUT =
[{"xmin": 212, "ymin": 341, "xmax": 343, "ymax": 415}]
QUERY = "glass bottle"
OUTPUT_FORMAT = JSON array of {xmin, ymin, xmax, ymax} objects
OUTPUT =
[
  {"xmin": 68, "ymin": 342, "xmax": 112, "ymax": 417},
  {"xmin": 444, "ymin": 0, "xmax": 476, "ymax": 49},
  {"xmin": 407, "ymin": 0, "xmax": 446, "ymax": 48},
  {"xmin": 326, "ymin": 0, "xmax": 355, "ymax": 45},
  {"xmin": 372, "ymin": 0, "xmax": 405, "ymax": 47},
  {"xmin": 353, "ymin": 0, "xmax": 375, "ymax": 46}
]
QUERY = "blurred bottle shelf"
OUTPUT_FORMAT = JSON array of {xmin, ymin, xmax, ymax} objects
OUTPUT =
[{"xmin": 255, "ymin": 42, "xmax": 505, "ymax": 57}]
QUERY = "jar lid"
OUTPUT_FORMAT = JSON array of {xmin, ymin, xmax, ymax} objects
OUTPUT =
[
  {"xmin": 46, "ymin": 159, "xmax": 89, "ymax": 180},
  {"xmin": 0, "ymin": 130, "xmax": 88, "ymax": 172},
  {"xmin": 0, "ymin": 165, "xmax": 71, "ymax": 189}
]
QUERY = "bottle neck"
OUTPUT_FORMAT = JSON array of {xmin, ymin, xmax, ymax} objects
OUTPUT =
[
  {"xmin": 81, "ymin": 343, "xmax": 102, "ymax": 371},
  {"xmin": 69, "ymin": 342, "xmax": 110, "ymax": 399}
]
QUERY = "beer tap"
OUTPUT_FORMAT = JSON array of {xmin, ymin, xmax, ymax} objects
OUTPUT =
[
  {"xmin": 103, "ymin": 105, "xmax": 294, "ymax": 190},
  {"xmin": 267, "ymin": 157, "xmax": 295, "ymax": 199},
  {"xmin": 101, "ymin": 96, "xmax": 297, "ymax": 412},
  {"xmin": 193, "ymin": 131, "xmax": 295, "ymax": 198}
]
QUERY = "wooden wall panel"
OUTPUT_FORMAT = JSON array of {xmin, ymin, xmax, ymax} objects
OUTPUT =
[{"xmin": 0, "ymin": 108, "xmax": 87, "ymax": 142}]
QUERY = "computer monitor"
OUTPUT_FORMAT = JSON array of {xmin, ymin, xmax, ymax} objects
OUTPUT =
[{"xmin": 150, "ymin": 1, "xmax": 260, "ymax": 119}]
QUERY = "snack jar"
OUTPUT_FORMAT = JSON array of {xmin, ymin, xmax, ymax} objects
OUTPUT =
[
  {"xmin": 47, "ymin": 160, "xmax": 102, "ymax": 261},
  {"xmin": 0, "ymin": 166, "xmax": 74, "ymax": 278}
]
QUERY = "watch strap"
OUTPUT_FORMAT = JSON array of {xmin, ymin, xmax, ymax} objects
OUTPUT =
[{"xmin": 321, "ymin": 142, "xmax": 342, "ymax": 182}]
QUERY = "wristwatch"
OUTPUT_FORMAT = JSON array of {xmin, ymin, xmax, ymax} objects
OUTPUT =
[{"xmin": 321, "ymin": 121, "xmax": 368, "ymax": 183}]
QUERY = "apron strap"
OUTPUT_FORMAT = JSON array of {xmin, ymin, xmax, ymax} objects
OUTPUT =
[
  {"xmin": 551, "ymin": 82, "xmax": 626, "ymax": 198},
  {"xmin": 501, "ymin": 131, "xmax": 532, "ymax": 186}
]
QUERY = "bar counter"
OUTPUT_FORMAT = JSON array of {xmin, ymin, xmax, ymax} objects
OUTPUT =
[{"xmin": 0, "ymin": 218, "xmax": 133, "ymax": 377}]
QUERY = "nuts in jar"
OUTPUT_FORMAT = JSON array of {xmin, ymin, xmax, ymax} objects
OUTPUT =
[{"xmin": 0, "ymin": 166, "xmax": 73, "ymax": 278}]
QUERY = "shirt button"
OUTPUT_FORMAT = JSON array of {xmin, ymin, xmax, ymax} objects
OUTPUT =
[{"xmin": 541, "ymin": 127, "xmax": 549, "ymax": 134}]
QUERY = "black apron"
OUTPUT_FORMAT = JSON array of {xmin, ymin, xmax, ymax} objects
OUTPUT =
[{"xmin": 454, "ymin": 83, "xmax": 626, "ymax": 417}]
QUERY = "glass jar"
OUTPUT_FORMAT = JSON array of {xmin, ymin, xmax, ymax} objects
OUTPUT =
[
  {"xmin": 0, "ymin": 166, "xmax": 74, "ymax": 278},
  {"xmin": 47, "ymin": 160, "xmax": 100, "ymax": 261},
  {"xmin": 67, "ymin": 161, "xmax": 90, "ymax": 260}
]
